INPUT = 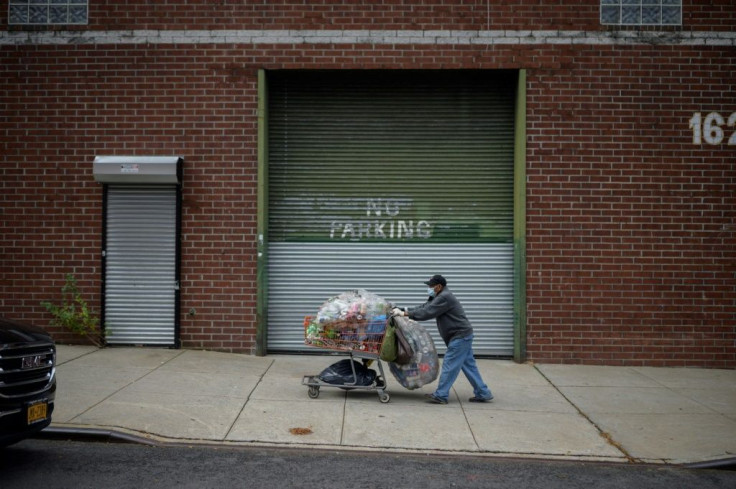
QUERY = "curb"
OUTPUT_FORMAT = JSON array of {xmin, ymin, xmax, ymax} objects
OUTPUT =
[
  {"xmin": 684, "ymin": 457, "xmax": 736, "ymax": 471},
  {"xmin": 34, "ymin": 426, "xmax": 736, "ymax": 471},
  {"xmin": 33, "ymin": 426, "xmax": 159, "ymax": 446}
]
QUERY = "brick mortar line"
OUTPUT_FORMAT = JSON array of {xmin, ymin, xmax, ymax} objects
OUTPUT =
[{"xmin": 1, "ymin": 29, "xmax": 734, "ymax": 46}]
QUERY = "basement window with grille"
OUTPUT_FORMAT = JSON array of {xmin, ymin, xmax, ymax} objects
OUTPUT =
[
  {"xmin": 9, "ymin": 1, "xmax": 88, "ymax": 25},
  {"xmin": 601, "ymin": 0, "xmax": 681, "ymax": 26}
]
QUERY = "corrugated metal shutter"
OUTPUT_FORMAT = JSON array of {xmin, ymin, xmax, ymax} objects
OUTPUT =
[
  {"xmin": 267, "ymin": 71, "xmax": 516, "ymax": 355},
  {"xmin": 105, "ymin": 185, "xmax": 177, "ymax": 345}
]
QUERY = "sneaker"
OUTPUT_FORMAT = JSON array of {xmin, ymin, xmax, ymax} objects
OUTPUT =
[
  {"xmin": 468, "ymin": 395, "xmax": 494, "ymax": 403},
  {"xmin": 424, "ymin": 393, "xmax": 448, "ymax": 404}
]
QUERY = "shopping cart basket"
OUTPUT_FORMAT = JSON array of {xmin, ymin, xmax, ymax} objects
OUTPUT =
[{"xmin": 301, "ymin": 316, "xmax": 391, "ymax": 403}]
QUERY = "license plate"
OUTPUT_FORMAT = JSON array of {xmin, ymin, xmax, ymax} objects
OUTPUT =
[{"xmin": 27, "ymin": 401, "xmax": 48, "ymax": 425}]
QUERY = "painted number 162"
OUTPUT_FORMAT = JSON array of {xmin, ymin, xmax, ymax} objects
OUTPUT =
[{"xmin": 689, "ymin": 112, "xmax": 736, "ymax": 145}]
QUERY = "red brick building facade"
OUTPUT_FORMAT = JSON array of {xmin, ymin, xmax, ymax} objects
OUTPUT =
[{"xmin": 2, "ymin": 1, "xmax": 734, "ymax": 367}]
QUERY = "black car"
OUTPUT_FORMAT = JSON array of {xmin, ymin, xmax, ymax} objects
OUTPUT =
[{"xmin": 0, "ymin": 317, "xmax": 56, "ymax": 447}]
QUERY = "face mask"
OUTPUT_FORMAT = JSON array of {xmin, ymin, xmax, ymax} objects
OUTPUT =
[{"xmin": 427, "ymin": 287, "xmax": 436, "ymax": 297}]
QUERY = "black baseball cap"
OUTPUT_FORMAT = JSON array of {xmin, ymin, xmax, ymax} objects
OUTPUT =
[{"xmin": 424, "ymin": 274, "xmax": 447, "ymax": 286}]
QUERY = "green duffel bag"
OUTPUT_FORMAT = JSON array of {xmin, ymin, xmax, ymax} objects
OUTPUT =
[
  {"xmin": 379, "ymin": 320, "xmax": 398, "ymax": 362},
  {"xmin": 380, "ymin": 317, "xmax": 414, "ymax": 364}
]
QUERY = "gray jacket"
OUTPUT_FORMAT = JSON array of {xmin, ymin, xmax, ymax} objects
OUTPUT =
[{"xmin": 407, "ymin": 287, "xmax": 473, "ymax": 346}]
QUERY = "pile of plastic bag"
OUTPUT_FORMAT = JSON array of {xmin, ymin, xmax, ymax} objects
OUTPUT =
[
  {"xmin": 315, "ymin": 289, "xmax": 389, "ymax": 325},
  {"xmin": 387, "ymin": 316, "xmax": 439, "ymax": 390},
  {"xmin": 304, "ymin": 289, "xmax": 391, "ymax": 353}
]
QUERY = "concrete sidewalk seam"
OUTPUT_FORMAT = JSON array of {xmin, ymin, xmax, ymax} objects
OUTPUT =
[
  {"xmin": 533, "ymin": 364, "xmax": 639, "ymax": 463},
  {"xmin": 456, "ymin": 387, "xmax": 483, "ymax": 452},
  {"xmin": 55, "ymin": 346, "xmax": 99, "ymax": 367},
  {"xmin": 338, "ymin": 388, "xmax": 350, "ymax": 446},
  {"xmin": 223, "ymin": 357, "xmax": 276, "ymax": 440},
  {"xmin": 635, "ymin": 368, "xmax": 733, "ymax": 419}
]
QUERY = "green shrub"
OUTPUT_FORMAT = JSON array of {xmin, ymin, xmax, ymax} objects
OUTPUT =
[{"xmin": 42, "ymin": 274, "xmax": 103, "ymax": 347}]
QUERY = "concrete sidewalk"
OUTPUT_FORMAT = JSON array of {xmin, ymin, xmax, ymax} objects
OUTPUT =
[{"xmin": 49, "ymin": 345, "xmax": 736, "ymax": 465}]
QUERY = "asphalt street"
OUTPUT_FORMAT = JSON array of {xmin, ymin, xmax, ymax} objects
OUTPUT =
[{"xmin": 3, "ymin": 439, "xmax": 735, "ymax": 489}]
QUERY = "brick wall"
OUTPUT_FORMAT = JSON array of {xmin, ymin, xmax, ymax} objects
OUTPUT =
[
  {"xmin": 1, "ymin": 1, "xmax": 734, "ymax": 365},
  {"xmin": 525, "ymin": 45, "xmax": 736, "ymax": 367},
  {"xmin": 1, "ymin": 44, "xmax": 263, "ymax": 352},
  {"xmin": 2, "ymin": 1, "xmax": 734, "ymax": 32}
]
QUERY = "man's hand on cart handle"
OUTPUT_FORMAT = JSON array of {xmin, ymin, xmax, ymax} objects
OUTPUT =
[{"xmin": 391, "ymin": 308, "xmax": 406, "ymax": 317}]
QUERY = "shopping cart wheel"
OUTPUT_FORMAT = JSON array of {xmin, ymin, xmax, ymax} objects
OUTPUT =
[
  {"xmin": 308, "ymin": 386, "xmax": 320, "ymax": 399},
  {"xmin": 379, "ymin": 392, "xmax": 390, "ymax": 403}
]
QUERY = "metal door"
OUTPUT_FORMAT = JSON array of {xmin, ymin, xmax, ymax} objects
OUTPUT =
[{"xmin": 103, "ymin": 185, "xmax": 179, "ymax": 346}]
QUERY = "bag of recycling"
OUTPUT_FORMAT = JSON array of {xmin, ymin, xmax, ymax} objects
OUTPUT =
[
  {"xmin": 313, "ymin": 289, "xmax": 391, "ymax": 327},
  {"xmin": 318, "ymin": 359, "xmax": 377, "ymax": 388},
  {"xmin": 394, "ymin": 321, "xmax": 414, "ymax": 364},
  {"xmin": 305, "ymin": 289, "xmax": 392, "ymax": 353},
  {"xmin": 388, "ymin": 316, "xmax": 439, "ymax": 389}
]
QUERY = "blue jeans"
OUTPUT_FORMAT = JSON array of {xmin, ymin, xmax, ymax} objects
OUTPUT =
[{"xmin": 433, "ymin": 335, "xmax": 492, "ymax": 402}]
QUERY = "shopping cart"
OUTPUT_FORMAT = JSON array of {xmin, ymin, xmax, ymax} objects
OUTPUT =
[{"xmin": 301, "ymin": 316, "xmax": 391, "ymax": 403}]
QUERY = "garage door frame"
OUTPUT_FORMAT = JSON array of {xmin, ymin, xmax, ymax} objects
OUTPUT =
[{"xmin": 255, "ymin": 69, "xmax": 527, "ymax": 361}]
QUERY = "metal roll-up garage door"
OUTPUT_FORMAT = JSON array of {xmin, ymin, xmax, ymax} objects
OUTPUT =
[
  {"xmin": 267, "ymin": 70, "xmax": 517, "ymax": 355},
  {"xmin": 104, "ymin": 185, "xmax": 178, "ymax": 345}
]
